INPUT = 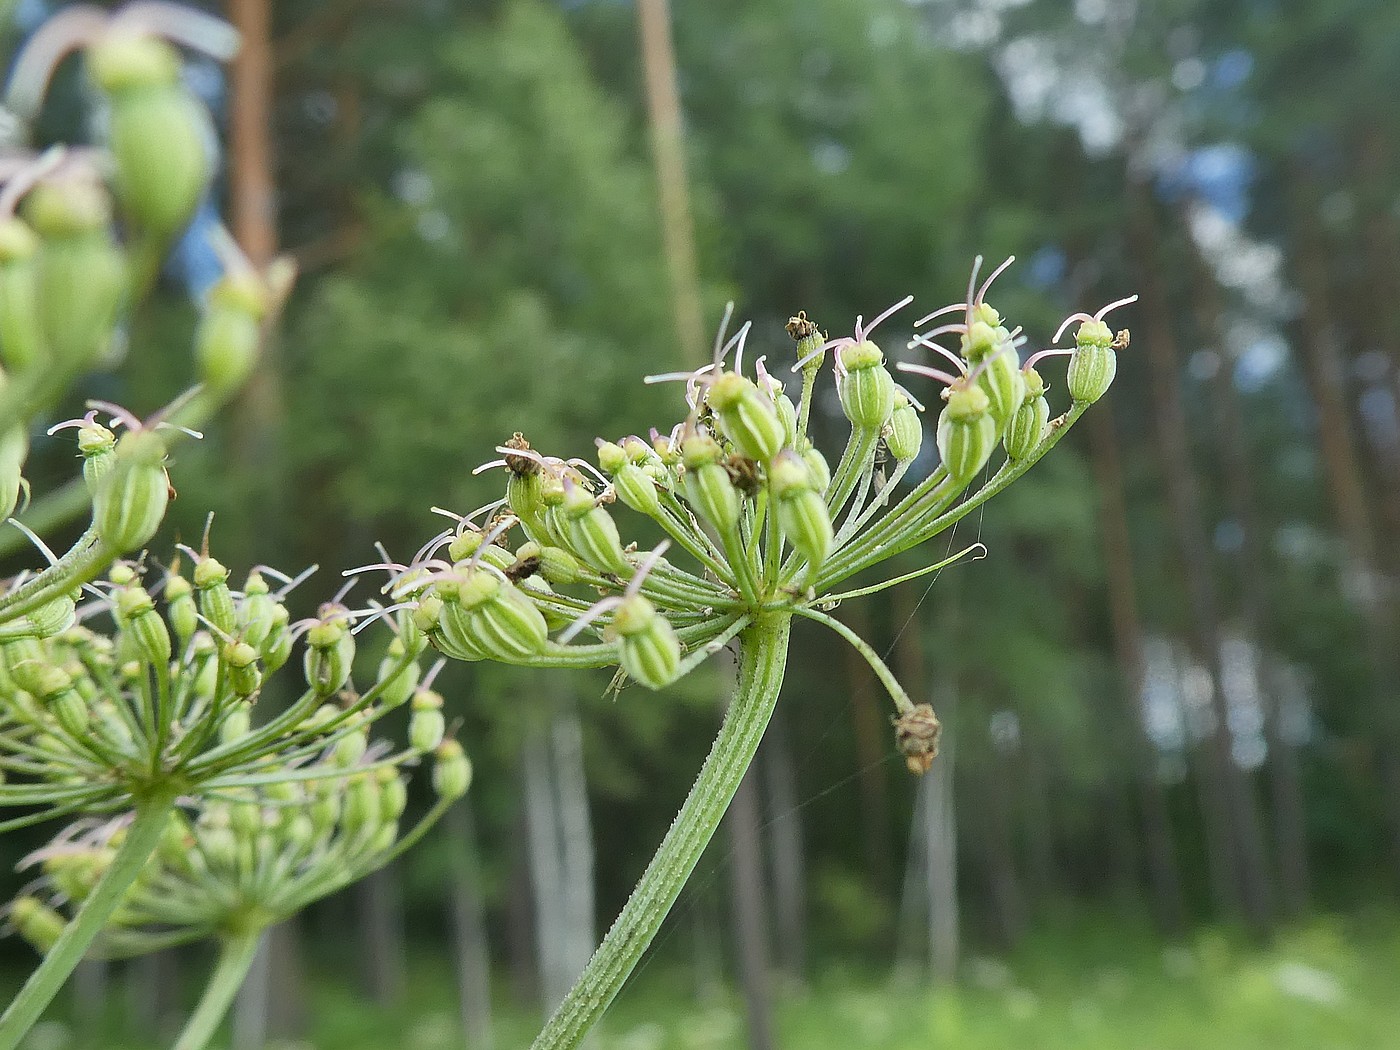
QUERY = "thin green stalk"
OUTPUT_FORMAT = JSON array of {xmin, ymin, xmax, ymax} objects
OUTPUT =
[
  {"xmin": 531, "ymin": 614, "xmax": 792, "ymax": 1050},
  {"xmin": 793, "ymin": 606, "xmax": 912, "ymax": 714},
  {"xmin": 0, "ymin": 791, "xmax": 177, "ymax": 1050},
  {"xmin": 820, "ymin": 403, "xmax": 1089, "ymax": 587},
  {"xmin": 171, "ymin": 931, "xmax": 262, "ymax": 1050}
]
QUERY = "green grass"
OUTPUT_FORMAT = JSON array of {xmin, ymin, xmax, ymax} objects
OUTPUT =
[{"xmin": 13, "ymin": 911, "xmax": 1400, "ymax": 1049}]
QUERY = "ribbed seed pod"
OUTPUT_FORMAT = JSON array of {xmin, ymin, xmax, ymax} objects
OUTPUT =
[
  {"xmin": 196, "ymin": 273, "xmax": 264, "ymax": 395},
  {"xmin": 194, "ymin": 557, "xmax": 237, "ymax": 638},
  {"xmin": 1003, "ymin": 368, "xmax": 1050, "ymax": 460},
  {"xmin": 837, "ymin": 341, "xmax": 897, "ymax": 431},
  {"xmin": 610, "ymin": 595, "xmax": 682, "ymax": 690},
  {"xmin": 769, "ymin": 452, "xmax": 832, "ymax": 575},
  {"xmin": 409, "ymin": 689, "xmax": 446, "ymax": 752},
  {"xmin": 77, "ymin": 420, "xmax": 116, "ymax": 493},
  {"xmin": 0, "ymin": 218, "xmax": 44, "ymax": 371},
  {"xmin": 611, "ymin": 463, "xmax": 662, "ymax": 517},
  {"xmin": 24, "ymin": 177, "xmax": 126, "ymax": 369},
  {"xmin": 682, "ymin": 433, "xmax": 739, "ymax": 531},
  {"xmin": 164, "ymin": 572, "xmax": 198, "ymax": 646},
  {"xmin": 886, "ymin": 393, "xmax": 923, "ymax": 463},
  {"xmin": 1, "ymin": 423, "xmax": 27, "ymax": 523},
  {"xmin": 115, "ymin": 586, "xmax": 171, "ymax": 666},
  {"xmin": 376, "ymin": 637, "xmax": 419, "ymax": 710},
  {"xmin": 707, "ymin": 373, "xmax": 786, "ymax": 463},
  {"xmin": 801, "ymin": 445, "xmax": 831, "ymax": 493},
  {"xmin": 225, "ymin": 640, "xmax": 261, "ymax": 697},
  {"xmin": 93, "ymin": 431, "xmax": 168, "ymax": 553},
  {"xmin": 88, "ymin": 33, "xmax": 212, "ymax": 241},
  {"xmin": 433, "ymin": 739, "xmax": 473, "ymax": 799},
  {"xmin": 936, "ymin": 385, "xmax": 996, "ymax": 483},
  {"xmin": 11, "ymin": 897, "xmax": 66, "ymax": 954},
  {"xmin": 1067, "ymin": 318, "xmax": 1117, "ymax": 404},
  {"xmin": 559, "ymin": 484, "xmax": 631, "ymax": 576},
  {"xmin": 305, "ymin": 618, "xmax": 355, "ymax": 694}
]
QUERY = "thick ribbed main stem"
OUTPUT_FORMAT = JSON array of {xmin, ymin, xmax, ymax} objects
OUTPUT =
[{"xmin": 530, "ymin": 614, "xmax": 792, "ymax": 1049}]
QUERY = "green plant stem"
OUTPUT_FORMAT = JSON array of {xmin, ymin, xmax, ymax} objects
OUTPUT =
[
  {"xmin": 0, "ymin": 791, "xmax": 177, "ymax": 1050},
  {"xmin": 170, "ymin": 930, "xmax": 262, "ymax": 1050},
  {"xmin": 530, "ymin": 614, "xmax": 792, "ymax": 1050}
]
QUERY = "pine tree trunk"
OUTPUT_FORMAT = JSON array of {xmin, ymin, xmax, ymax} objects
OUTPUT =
[
  {"xmin": 924, "ymin": 699, "xmax": 959, "ymax": 981},
  {"xmin": 842, "ymin": 603, "xmax": 895, "ymax": 895},
  {"xmin": 447, "ymin": 800, "xmax": 494, "ymax": 1050},
  {"xmin": 523, "ymin": 699, "xmax": 597, "ymax": 1013},
  {"xmin": 1191, "ymin": 249, "xmax": 1312, "ymax": 915},
  {"xmin": 1087, "ymin": 398, "xmax": 1187, "ymax": 932},
  {"xmin": 762, "ymin": 708, "xmax": 806, "ymax": 980},
  {"xmin": 1129, "ymin": 180, "xmax": 1275, "ymax": 937},
  {"xmin": 357, "ymin": 865, "xmax": 407, "ymax": 1005},
  {"xmin": 728, "ymin": 766, "xmax": 776, "ymax": 1050},
  {"xmin": 1287, "ymin": 169, "xmax": 1400, "ymax": 881}
]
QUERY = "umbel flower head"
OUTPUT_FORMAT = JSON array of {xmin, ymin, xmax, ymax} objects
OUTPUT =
[
  {"xmin": 0, "ymin": 544, "xmax": 461, "ymax": 833},
  {"xmin": 364, "ymin": 259, "xmax": 1135, "ymax": 771},
  {"xmin": 7, "ymin": 732, "xmax": 467, "ymax": 958}
]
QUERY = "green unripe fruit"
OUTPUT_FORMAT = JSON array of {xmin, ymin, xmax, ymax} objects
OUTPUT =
[
  {"xmin": 25, "ymin": 178, "xmax": 126, "ymax": 368},
  {"xmin": 333, "ymin": 720, "xmax": 369, "ymax": 768},
  {"xmin": 937, "ymin": 385, "xmax": 996, "ymax": 483},
  {"xmin": 194, "ymin": 557, "xmax": 237, "ymax": 637},
  {"xmin": 12, "ymin": 896, "xmax": 66, "ymax": 954},
  {"xmin": 559, "ymin": 486, "xmax": 631, "ymax": 576},
  {"xmin": 610, "ymin": 595, "xmax": 682, "ymax": 690},
  {"xmin": 1, "ymin": 425, "xmax": 26, "ymax": 523},
  {"xmin": 433, "ymin": 739, "xmax": 473, "ymax": 800},
  {"xmin": 886, "ymin": 394, "xmax": 923, "ymax": 463},
  {"xmin": 596, "ymin": 439, "xmax": 627, "ymax": 474},
  {"xmin": 612, "ymin": 463, "xmax": 662, "ymax": 517},
  {"xmin": 0, "ymin": 218, "xmax": 44, "ymax": 371},
  {"xmin": 707, "ymin": 373, "xmax": 786, "ymax": 462},
  {"xmin": 683, "ymin": 461, "xmax": 740, "ymax": 531},
  {"xmin": 801, "ymin": 445, "xmax": 831, "ymax": 492},
  {"xmin": 77, "ymin": 420, "xmax": 117, "ymax": 493},
  {"xmin": 779, "ymin": 488, "xmax": 833, "ymax": 576},
  {"xmin": 225, "ymin": 640, "xmax": 261, "ymax": 697},
  {"xmin": 90, "ymin": 33, "xmax": 212, "ymax": 241},
  {"xmin": 447, "ymin": 530, "xmax": 513, "ymax": 571},
  {"xmin": 410, "ymin": 689, "xmax": 446, "ymax": 752},
  {"xmin": 376, "ymin": 638, "xmax": 419, "ymax": 709},
  {"xmin": 378, "ymin": 766, "xmax": 409, "ymax": 820},
  {"xmin": 516, "ymin": 542, "xmax": 585, "ymax": 586},
  {"xmin": 974, "ymin": 344, "xmax": 1025, "ymax": 428},
  {"xmin": 164, "ymin": 573, "xmax": 198, "ymax": 645},
  {"xmin": 1003, "ymin": 370, "xmax": 1050, "ymax": 461},
  {"xmin": 94, "ymin": 432, "xmax": 168, "ymax": 553},
  {"xmin": 505, "ymin": 469, "xmax": 546, "ymax": 539},
  {"xmin": 237, "ymin": 572, "xmax": 278, "ymax": 649},
  {"xmin": 219, "ymin": 704, "xmax": 251, "ymax": 743},
  {"xmin": 305, "ymin": 618, "xmax": 355, "ymax": 694},
  {"xmin": 472, "ymin": 584, "xmax": 550, "ymax": 661},
  {"xmin": 116, "ymin": 586, "xmax": 171, "ymax": 665},
  {"xmin": 341, "ymin": 774, "xmax": 380, "ymax": 836},
  {"xmin": 837, "ymin": 341, "xmax": 897, "ymax": 430},
  {"xmin": 262, "ymin": 610, "xmax": 294, "ymax": 674},
  {"xmin": 1067, "ymin": 319, "xmax": 1117, "ymax": 403}
]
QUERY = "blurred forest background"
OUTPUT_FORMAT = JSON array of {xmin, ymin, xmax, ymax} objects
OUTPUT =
[{"xmin": 6, "ymin": 0, "xmax": 1400, "ymax": 1047}]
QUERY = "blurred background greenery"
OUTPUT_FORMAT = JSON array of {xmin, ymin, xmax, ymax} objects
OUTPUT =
[{"xmin": 6, "ymin": 0, "xmax": 1400, "ymax": 1046}]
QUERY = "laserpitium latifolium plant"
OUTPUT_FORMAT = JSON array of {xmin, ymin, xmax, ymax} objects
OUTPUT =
[{"xmin": 364, "ymin": 256, "xmax": 1134, "ymax": 1048}]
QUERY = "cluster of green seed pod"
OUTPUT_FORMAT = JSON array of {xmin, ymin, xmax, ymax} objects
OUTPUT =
[
  {"xmin": 9, "ymin": 733, "xmax": 467, "ymax": 960},
  {"xmin": 375, "ymin": 259, "xmax": 1136, "ymax": 720},
  {"xmin": 0, "ymin": 5, "xmax": 287, "ymax": 650},
  {"xmin": 0, "ymin": 550, "xmax": 466, "ymax": 831}
]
